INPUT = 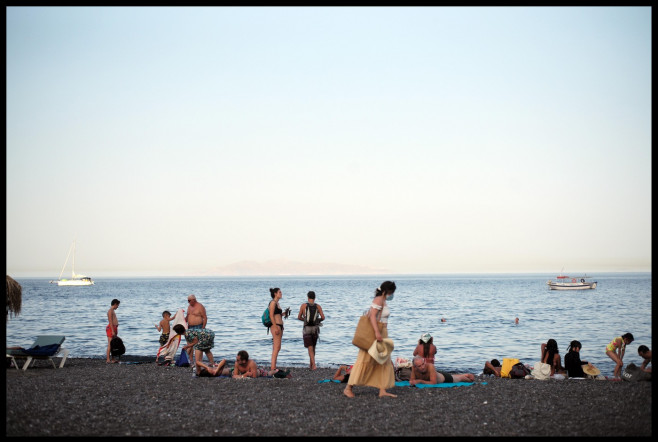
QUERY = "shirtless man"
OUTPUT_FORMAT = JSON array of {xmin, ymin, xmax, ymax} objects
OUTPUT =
[
  {"xmin": 230, "ymin": 350, "xmax": 276, "ymax": 378},
  {"xmin": 106, "ymin": 299, "xmax": 120, "ymax": 363},
  {"xmin": 410, "ymin": 356, "xmax": 475, "ymax": 386},
  {"xmin": 185, "ymin": 294, "xmax": 207, "ymax": 365}
]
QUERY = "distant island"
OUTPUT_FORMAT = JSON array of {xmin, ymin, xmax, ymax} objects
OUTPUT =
[{"xmin": 190, "ymin": 259, "xmax": 391, "ymax": 276}]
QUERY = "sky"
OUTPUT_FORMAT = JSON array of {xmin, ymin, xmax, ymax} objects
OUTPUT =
[{"xmin": 5, "ymin": 6, "xmax": 652, "ymax": 277}]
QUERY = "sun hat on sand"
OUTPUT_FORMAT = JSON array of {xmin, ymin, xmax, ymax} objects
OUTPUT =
[{"xmin": 582, "ymin": 364, "xmax": 601, "ymax": 377}]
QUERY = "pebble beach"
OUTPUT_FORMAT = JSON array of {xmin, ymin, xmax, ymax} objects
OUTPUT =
[{"xmin": 6, "ymin": 356, "xmax": 652, "ymax": 437}]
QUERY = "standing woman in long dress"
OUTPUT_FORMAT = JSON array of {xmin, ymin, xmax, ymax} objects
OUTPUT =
[{"xmin": 344, "ymin": 281, "xmax": 397, "ymax": 398}]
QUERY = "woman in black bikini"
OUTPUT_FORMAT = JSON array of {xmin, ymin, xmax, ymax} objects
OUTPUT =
[{"xmin": 269, "ymin": 288, "xmax": 285, "ymax": 373}]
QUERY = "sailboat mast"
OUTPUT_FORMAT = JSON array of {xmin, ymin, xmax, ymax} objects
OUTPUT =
[
  {"xmin": 58, "ymin": 241, "xmax": 75, "ymax": 280},
  {"xmin": 72, "ymin": 240, "xmax": 76, "ymax": 278}
]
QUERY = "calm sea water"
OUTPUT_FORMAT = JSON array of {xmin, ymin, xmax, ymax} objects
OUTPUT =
[{"xmin": 6, "ymin": 273, "xmax": 651, "ymax": 375}]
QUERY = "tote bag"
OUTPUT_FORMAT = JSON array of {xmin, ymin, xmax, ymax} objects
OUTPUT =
[{"xmin": 351, "ymin": 310, "xmax": 384, "ymax": 351}]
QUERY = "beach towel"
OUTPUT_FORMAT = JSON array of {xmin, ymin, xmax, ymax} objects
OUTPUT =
[
  {"xmin": 21, "ymin": 344, "xmax": 61, "ymax": 357},
  {"xmin": 394, "ymin": 381, "xmax": 484, "ymax": 388},
  {"xmin": 318, "ymin": 379, "xmax": 342, "ymax": 383},
  {"xmin": 156, "ymin": 308, "xmax": 187, "ymax": 361}
]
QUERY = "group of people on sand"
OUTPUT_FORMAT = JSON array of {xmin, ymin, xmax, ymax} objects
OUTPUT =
[
  {"xmin": 107, "ymin": 280, "xmax": 650, "ymax": 395},
  {"xmin": 148, "ymin": 291, "xmax": 325, "ymax": 378},
  {"xmin": 483, "ymin": 334, "xmax": 651, "ymax": 379}
]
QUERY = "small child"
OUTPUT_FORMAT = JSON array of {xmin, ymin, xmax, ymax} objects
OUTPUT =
[{"xmin": 155, "ymin": 311, "xmax": 173, "ymax": 347}]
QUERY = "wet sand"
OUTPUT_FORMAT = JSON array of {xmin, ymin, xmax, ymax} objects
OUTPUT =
[{"xmin": 5, "ymin": 356, "xmax": 652, "ymax": 437}]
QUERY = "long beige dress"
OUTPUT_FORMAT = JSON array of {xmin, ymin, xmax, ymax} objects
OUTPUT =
[{"xmin": 347, "ymin": 303, "xmax": 395, "ymax": 389}]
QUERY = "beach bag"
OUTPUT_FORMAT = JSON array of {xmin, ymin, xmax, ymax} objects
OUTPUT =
[
  {"xmin": 510, "ymin": 362, "xmax": 532, "ymax": 379},
  {"xmin": 395, "ymin": 366, "xmax": 412, "ymax": 381},
  {"xmin": 110, "ymin": 336, "xmax": 126, "ymax": 357},
  {"xmin": 351, "ymin": 310, "xmax": 384, "ymax": 351},
  {"xmin": 531, "ymin": 361, "xmax": 551, "ymax": 380},
  {"xmin": 500, "ymin": 358, "xmax": 520, "ymax": 378},
  {"xmin": 622, "ymin": 363, "xmax": 650, "ymax": 382},
  {"xmin": 176, "ymin": 349, "xmax": 190, "ymax": 367}
]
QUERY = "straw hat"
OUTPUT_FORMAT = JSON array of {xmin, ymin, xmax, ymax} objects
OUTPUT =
[
  {"xmin": 582, "ymin": 364, "xmax": 601, "ymax": 377},
  {"xmin": 368, "ymin": 338, "xmax": 394, "ymax": 365},
  {"xmin": 420, "ymin": 332, "xmax": 432, "ymax": 343}
]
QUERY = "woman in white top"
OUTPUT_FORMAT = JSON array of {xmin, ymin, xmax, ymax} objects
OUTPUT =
[{"xmin": 344, "ymin": 281, "xmax": 397, "ymax": 398}]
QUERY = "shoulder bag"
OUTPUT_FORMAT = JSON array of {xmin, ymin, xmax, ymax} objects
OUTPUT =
[{"xmin": 351, "ymin": 308, "xmax": 384, "ymax": 350}]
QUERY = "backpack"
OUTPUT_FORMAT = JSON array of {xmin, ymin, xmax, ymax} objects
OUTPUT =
[
  {"xmin": 304, "ymin": 302, "xmax": 320, "ymax": 326},
  {"xmin": 110, "ymin": 336, "xmax": 126, "ymax": 357},
  {"xmin": 509, "ymin": 362, "xmax": 532, "ymax": 379},
  {"xmin": 176, "ymin": 349, "xmax": 190, "ymax": 367},
  {"xmin": 262, "ymin": 301, "xmax": 273, "ymax": 329}
]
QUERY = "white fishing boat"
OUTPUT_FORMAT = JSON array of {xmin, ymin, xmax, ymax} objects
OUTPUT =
[
  {"xmin": 50, "ymin": 240, "xmax": 94, "ymax": 286},
  {"xmin": 547, "ymin": 272, "xmax": 596, "ymax": 290}
]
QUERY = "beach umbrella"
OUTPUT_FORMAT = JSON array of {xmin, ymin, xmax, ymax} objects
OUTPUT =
[{"xmin": 6, "ymin": 275, "xmax": 22, "ymax": 319}]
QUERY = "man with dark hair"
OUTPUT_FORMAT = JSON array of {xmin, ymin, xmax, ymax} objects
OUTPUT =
[
  {"xmin": 106, "ymin": 299, "xmax": 120, "ymax": 363},
  {"xmin": 638, "ymin": 345, "xmax": 651, "ymax": 372},
  {"xmin": 483, "ymin": 359, "xmax": 502, "ymax": 376},
  {"xmin": 297, "ymin": 291, "xmax": 325, "ymax": 370}
]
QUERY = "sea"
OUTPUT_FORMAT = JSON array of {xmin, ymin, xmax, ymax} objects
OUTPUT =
[{"xmin": 6, "ymin": 273, "xmax": 651, "ymax": 376}]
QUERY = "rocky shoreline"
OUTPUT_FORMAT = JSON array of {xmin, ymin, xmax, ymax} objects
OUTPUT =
[{"xmin": 6, "ymin": 357, "xmax": 652, "ymax": 437}]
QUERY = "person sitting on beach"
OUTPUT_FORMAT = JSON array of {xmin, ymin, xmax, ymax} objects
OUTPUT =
[
  {"xmin": 183, "ymin": 327, "xmax": 215, "ymax": 368},
  {"xmin": 483, "ymin": 359, "xmax": 502, "ymax": 377},
  {"xmin": 195, "ymin": 359, "xmax": 227, "ymax": 377},
  {"xmin": 409, "ymin": 356, "xmax": 475, "ymax": 386},
  {"xmin": 413, "ymin": 332, "xmax": 437, "ymax": 365},
  {"xmin": 541, "ymin": 339, "xmax": 567, "ymax": 377},
  {"xmin": 637, "ymin": 345, "xmax": 651, "ymax": 373},
  {"xmin": 563, "ymin": 340, "xmax": 595, "ymax": 378},
  {"xmin": 229, "ymin": 350, "xmax": 278, "ymax": 378},
  {"xmin": 605, "ymin": 333, "xmax": 634, "ymax": 379},
  {"xmin": 333, "ymin": 365, "xmax": 353, "ymax": 383}
]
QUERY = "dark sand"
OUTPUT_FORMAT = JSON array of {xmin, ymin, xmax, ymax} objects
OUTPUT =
[{"xmin": 6, "ymin": 356, "xmax": 652, "ymax": 437}]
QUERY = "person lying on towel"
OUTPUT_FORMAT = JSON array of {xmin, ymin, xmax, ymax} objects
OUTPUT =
[{"xmin": 410, "ymin": 356, "xmax": 475, "ymax": 386}]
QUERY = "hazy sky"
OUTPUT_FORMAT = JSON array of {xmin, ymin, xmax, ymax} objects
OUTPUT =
[{"xmin": 6, "ymin": 7, "xmax": 652, "ymax": 277}]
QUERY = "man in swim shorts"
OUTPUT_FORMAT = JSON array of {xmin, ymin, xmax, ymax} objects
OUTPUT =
[
  {"xmin": 185, "ymin": 294, "xmax": 207, "ymax": 365},
  {"xmin": 183, "ymin": 327, "xmax": 215, "ymax": 368},
  {"xmin": 410, "ymin": 356, "xmax": 474, "ymax": 385},
  {"xmin": 106, "ymin": 299, "xmax": 120, "ymax": 363}
]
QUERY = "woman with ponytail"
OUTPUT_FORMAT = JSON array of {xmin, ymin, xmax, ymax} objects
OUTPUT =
[{"xmin": 344, "ymin": 281, "xmax": 397, "ymax": 398}]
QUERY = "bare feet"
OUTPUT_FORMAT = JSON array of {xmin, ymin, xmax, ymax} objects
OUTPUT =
[
  {"xmin": 379, "ymin": 390, "xmax": 397, "ymax": 398},
  {"xmin": 343, "ymin": 387, "xmax": 355, "ymax": 398},
  {"xmin": 311, "ymin": 365, "xmax": 318, "ymax": 370}
]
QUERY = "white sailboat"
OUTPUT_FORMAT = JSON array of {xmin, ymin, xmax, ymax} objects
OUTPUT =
[{"xmin": 51, "ymin": 240, "xmax": 94, "ymax": 286}]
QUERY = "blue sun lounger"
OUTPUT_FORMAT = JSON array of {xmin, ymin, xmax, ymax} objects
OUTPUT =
[{"xmin": 6, "ymin": 335, "xmax": 69, "ymax": 371}]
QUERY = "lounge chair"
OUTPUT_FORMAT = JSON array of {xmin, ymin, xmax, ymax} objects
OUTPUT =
[{"xmin": 6, "ymin": 335, "xmax": 69, "ymax": 371}]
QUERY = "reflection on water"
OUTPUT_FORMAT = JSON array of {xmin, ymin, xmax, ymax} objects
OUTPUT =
[{"xmin": 5, "ymin": 273, "xmax": 651, "ymax": 375}]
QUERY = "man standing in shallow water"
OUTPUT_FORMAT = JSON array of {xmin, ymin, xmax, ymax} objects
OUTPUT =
[
  {"xmin": 106, "ymin": 299, "xmax": 120, "ymax": 363},
  {"xmin": 185, "ymin": 294, "xmax": 207, "ymax": 365}
]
